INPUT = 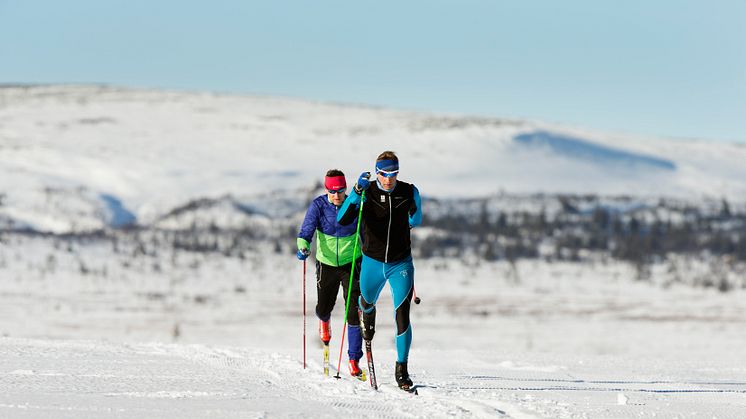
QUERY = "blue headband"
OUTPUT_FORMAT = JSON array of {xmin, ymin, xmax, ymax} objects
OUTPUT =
[{"xmin": 375, "ymin": 159, "xmax": 399, "ymax": 177}]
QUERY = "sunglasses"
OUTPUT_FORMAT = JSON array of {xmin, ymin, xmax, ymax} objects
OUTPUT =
[
  {"xmin": 376, "ymin": 169, "xmax": 399, "ymax": 178},
  {"xmin": 327, "ymin": 187, "xmax": 346, "ymax": 195}
]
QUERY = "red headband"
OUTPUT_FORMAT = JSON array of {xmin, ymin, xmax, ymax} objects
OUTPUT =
[{"xmin": 324, "ymin": 175, "xmax": 346, "ymax": 191}]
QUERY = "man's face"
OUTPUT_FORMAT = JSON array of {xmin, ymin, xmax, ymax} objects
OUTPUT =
[
  {"xmin": 377, "ymin": 172, "xmax": 397, "ymax": 191},
  {"xmin": 327, "ymin": 189, "xmax": 346, "ymax": 206}
]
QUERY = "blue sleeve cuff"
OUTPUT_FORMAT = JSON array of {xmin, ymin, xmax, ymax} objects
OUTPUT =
[{"xmin": 337, "ymin": 191, "xmax": 362, "ymax": 223}]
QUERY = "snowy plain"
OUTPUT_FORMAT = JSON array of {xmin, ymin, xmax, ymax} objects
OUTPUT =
[
  {"xmin": 1, "ymin": 85, "xmax": 746, "ymax": 418},
  {"xmin": 2, "ymin": 237, "xmax": 746, "ymax": 418}
]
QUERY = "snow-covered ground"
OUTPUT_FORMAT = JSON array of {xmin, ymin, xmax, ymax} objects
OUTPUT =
[
  {"xmin": 2, "ymin": 85, "xmax": 746, "ymax": 417},
  {"xmin": 2, "ymin": 236, "xmax": 746, "ymax": 418}
]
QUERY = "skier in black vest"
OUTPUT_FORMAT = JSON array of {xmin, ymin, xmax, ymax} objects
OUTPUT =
[{"xmin": 337, "ymin": 150, "xmax": 422, "ymax": 390}]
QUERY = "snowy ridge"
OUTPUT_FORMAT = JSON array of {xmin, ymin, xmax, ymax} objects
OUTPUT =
[
  {"xmin": 2, "ymin": 85, "xmax": 746, "ymax": 233},
  {"xmin": 513, "ymin": 131, "xmax": 677, "ymax": 171}
]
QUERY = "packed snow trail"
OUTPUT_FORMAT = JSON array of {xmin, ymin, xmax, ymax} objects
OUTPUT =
[
  {"xmin": 3, "ymin": 338, "xmax": 746, "ymax": 418},
  {"xmin": 0, "ymin": 338, "xmax": 527, "ymax": 418},
  {"xmin": 3, "ymin": 239, "xmax": 746, "ymax": 417}
]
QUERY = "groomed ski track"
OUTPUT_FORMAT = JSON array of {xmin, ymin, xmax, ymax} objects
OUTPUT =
[
  {"xmin": 0, "ymin": 338, "xmax": 528, "ymax": 418},
  {"xmin": 3, "ymin": 338, "xmax": 746, "ymax": 418}
]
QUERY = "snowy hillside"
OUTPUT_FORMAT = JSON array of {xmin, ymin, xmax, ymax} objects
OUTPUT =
[
  {"xmin": 2, "ymin": 84, "xmax": 746, "ymax": 233},
  {"xmin": 2, "ymin": 85, "xmax": 746, "ymax": 418}
]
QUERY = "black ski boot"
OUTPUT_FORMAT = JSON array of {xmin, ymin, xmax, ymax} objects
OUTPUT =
[
  {"xmin": 395, "ymin": 361, "xmax": 413, "ymax": 389},
  {"xmin": 358, "ymin": 301, "xmax": 376, "ymax": 341}
]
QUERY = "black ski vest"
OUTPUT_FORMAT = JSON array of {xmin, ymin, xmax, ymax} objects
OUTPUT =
[{"xmin": 341, "ymin": 181, "xmax": 418, "ymax": 263}]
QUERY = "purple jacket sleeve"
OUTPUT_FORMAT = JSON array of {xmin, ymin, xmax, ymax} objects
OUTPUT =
[{"xmin": 298, "ymin": 198, "xmax": 320, "ymax": 243}]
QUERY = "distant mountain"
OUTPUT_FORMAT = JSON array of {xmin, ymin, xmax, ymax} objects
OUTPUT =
[{"xmin": 1, "ymin": 85, "xmax": 745, "ymax": 233}]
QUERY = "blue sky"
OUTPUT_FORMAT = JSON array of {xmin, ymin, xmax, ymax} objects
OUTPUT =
[{"xmin": 1, "ymin": 0, "xmax": 744, "ymax": 142}]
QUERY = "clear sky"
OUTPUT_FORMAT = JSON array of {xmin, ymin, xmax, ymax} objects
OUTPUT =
[{"xmin": 1, "ymin": 0, "xmax": 744, "ymax": 142}]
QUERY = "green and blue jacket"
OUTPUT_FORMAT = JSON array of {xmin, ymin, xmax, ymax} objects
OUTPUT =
[{"xmin": 297, "ymin": 195, "xmax": 360, "ymax": 267}]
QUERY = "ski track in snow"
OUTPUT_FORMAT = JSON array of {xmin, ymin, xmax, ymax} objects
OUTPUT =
[
  {"xmin": 1, "ymin": 244, "xmax": 746, "ymax": 417},
  {"xmin": 3, "ymin": 337, "xmax": 746, "ymax": 418},
  {"xmin": 0, "ymin": 338, "xmax": 538, "ymax": 418}
]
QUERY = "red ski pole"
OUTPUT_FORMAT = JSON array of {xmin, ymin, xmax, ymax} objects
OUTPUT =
[{"xmin": 302, "ymin": 259, "xmax": 307, "ymax": 369}]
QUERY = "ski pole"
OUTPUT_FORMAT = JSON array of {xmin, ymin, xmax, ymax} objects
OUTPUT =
[
  {"xmin": 413, "ymin": 286, "xmax": 421, "ymax": 305},
  {"xmin": 334, "ymin": 190, "xmax": 365, "ymax": 379},
  {"xmin": 302, "ymin": 258, "xmax": 307, "ymax": 369}
]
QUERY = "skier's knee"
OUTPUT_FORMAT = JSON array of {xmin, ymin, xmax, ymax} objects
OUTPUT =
[
  {"xmin": 359, "ymin": 295, "xmax": 375, "ymax": 314},
  {"xmin": 315, "ymin": 308, "xmax": 332, "ymax": 322},
  {"xmin": 347, "ymin": 309, "xmax": 360, "ymax": 326}
]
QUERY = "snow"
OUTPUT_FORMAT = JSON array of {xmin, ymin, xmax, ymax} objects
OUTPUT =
[
  {"xmin": 2, "ymin": 235, "xmax": 746, "ymax": 418},
  {"xmin": 2, "ymin": 85, "xmax": 746, "ymax": 233},
  {"xmin": 2, "ymin": 85, "xmax": 746, "ymax": 417}
]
